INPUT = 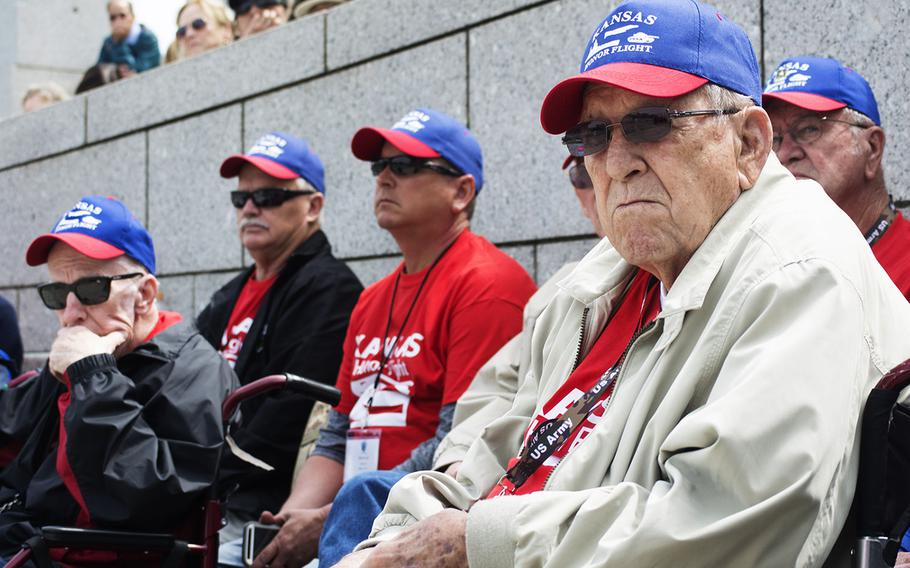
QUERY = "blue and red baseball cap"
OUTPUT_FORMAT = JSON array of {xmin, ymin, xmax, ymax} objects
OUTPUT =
[
  {"xmin": 762, "ymin": 56, "xmax": 881, "ymax": 125},
  {"xmin": 350, "ymin": 108, "xmax": 485, "ymax": 192},
  {"xmin": 26, "ymin": 195, "xmax": 156, "ymax": 274},
  {"xmin": 540, "ymin": 0, "xmax": 761, "ymax": 134},
  {"xmin": 220, "ymin": 132, "xmax": 326, "ymax": 194}
]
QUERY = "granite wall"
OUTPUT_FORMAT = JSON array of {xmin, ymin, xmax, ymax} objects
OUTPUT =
[{"xmin": 0, "ymin": 0, "xmax": 905, "ymax": 361}]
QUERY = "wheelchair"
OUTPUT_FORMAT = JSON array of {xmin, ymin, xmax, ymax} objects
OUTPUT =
[{"xmin": 2, "ymin": 373, "xmax": 340, "ymax": 568}]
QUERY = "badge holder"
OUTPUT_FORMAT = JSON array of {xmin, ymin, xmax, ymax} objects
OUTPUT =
[{"xmin": 344, "ymin": 428, "xmax": 382, "ymax": 481}]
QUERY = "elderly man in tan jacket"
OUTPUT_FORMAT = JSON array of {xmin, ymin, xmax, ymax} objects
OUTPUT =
[{"xmin": 335, "ymin": 1, "xmax": 910, "ymax": 567}]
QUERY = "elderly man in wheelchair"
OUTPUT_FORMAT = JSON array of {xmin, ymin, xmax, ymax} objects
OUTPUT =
[{"xmin": 0, "ymin": 196, "xmax": 236, "ymax": 565}]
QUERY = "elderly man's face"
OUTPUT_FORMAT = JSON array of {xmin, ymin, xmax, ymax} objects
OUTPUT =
[
  {"xmin": 46, "ymin": 244, "xmax": 146, "ymax": 349},
  {"xmin": 766, "ymin": 101, "xmax": 870, "ymax": 212},
  {"xmin": 235, "ymin": 164, "xmax": 318, "ymax": 257},
  {"xmin": 580, "ymin": 85, "xmax": 744, "ymax": 286}
]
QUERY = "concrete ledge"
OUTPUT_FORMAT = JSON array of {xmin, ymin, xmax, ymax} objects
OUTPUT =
[
  {"xmin": 325, "ymin": 0, "xmax": 542, "ymax": 70},
  {"xmin": 0, "ymin": 96, "xmax": 84, "ymax": 170},
  {"xmin": 86, "ymin": 14, "xmax": 325, "ymax": 143}
]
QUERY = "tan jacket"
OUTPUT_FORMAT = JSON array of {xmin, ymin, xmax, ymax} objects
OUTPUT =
[{"xmin": 363, "ymin": 155, "xmax": 910, "ymax": 567}]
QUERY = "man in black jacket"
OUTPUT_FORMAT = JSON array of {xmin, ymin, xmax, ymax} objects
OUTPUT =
[
  {"xmin": 196, "ymin": 132, "xmax": 362, "ymax": 550},
  {"xmin": 0, "ymin": 195, "xmax": 236, "ymax": 562}
]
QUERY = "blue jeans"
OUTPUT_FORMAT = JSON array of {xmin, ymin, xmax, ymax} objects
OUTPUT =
[{"xmin": 318, "ymin": 470, "xmax": 407, "ymax": 567}]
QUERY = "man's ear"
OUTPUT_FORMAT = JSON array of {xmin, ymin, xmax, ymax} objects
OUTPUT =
[
  {"xmin": 135, "ymin": 275, "xmax": 159, "ymax": 316},
  {"xmin": 736, "ymin": 106, "xmax": 773, "ymax": 191},
  {"xmin": 452, "ymin": 175, "xmax": 476, "ymax": 216},
  {"xmin": 862, "ymin": 126, "xmax": 886, "ymax": 181},
  {"xmin": 305, "ymin": 193, "xmax": 324, "ymax": 224}
]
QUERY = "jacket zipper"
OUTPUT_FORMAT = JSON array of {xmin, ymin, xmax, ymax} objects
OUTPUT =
[
  {"xmin": 571, "ymin": 307, "xmax": 590, "ymax": 371},
  {"xmin": 542, "ymin": 319, "xmax": 657, "ymax": 490}
]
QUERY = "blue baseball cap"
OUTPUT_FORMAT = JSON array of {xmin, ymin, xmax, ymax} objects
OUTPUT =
[
  {"xmin": 220, "ymin": 132, "xmax": 326, "ymax": 194},
  {"xmin": 26, "ymin": 196, "xmax": 156, "ymax": 275},
  {"xmin": 540, "ymin": 0, "xmax": 761, "ymax": 134},
  {"xmin": 350, "ymin": 108, "xmax": 485, "ymax": 192},
  {"xmin": 763, "ymin": 56, "xmax": 881, "ymax": 125}
]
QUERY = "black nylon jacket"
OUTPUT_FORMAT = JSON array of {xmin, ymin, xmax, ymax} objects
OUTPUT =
[
  {"xmin": 195, "ymin": 230, "xmax": 362, "ymax": 516},
  {"xmin": 0, "ymin": 322, "xmax": 236, "ymax": 557}
]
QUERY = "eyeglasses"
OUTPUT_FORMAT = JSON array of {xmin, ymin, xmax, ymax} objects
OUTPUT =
[
  {"xmin": 234, "ymin": 0, "xmax": 286, "ymax": 16},
  {"xmin": 772, "ymin": 114, "xmax": 872, "ymax": 152},
  {"xmin": 38, "ymin": 273, "xmax": 144, "ymax": 310},
  {"xmin": 370, "ymin": 156, "xmax": 463, "ymax": 178},
  {"xmin": 567, "ymin": 160, "xmax": 593, "ymax": 190},
  {"xmin": 176, "ymin": 18, "xmax": 207, "ymax": 38},
  {"xmin": 230, "ymin": 187, "xmax": 316, "ymax": 209},
  {"xmin": 563, "ymin": 107, "xmax": 741, "ymax": 157}
]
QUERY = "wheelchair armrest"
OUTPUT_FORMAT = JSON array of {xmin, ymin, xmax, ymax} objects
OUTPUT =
[{"xmin": 40, "ymin": 526, "xmax": 178, "ymax": 551}]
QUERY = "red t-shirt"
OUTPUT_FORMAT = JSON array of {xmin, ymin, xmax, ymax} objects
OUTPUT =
[
  {"xmin": 489, "ymin": 270, "xmax": 661, "ymax": 498},
  {"xmin": 335, "ymin": 230, "xmax": 537, "ymax": 469},
  {"xmin": 872, "ymin": 212, "xmax": 910, "ymax": 301},
  {"xmin": 219, "ymin": 273, "xmax": 277, "ymax": 367}
]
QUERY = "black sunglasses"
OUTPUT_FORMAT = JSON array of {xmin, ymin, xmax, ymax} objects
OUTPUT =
[
  {"xmin": 563, "ymin": 107, "xmax": 741, "ymax": 157},
  {"xmin": 176, "ymin": 17, "xmax": 207, "ymax": 38},
  {"xmin": 230, "ymin": 187, "xmax": 316, "ymax": 209},
  {"xmin": 38, "ymin": 273, "xmax": 144, "ymax": 310},
  {"xmin": 234, "ymin": 0, "xmax": 286, "ymax": 16},
  {"xmin": 567, "ymin": 160, "xmax": 593, "ymax": 190},
  {"xmin": 370, "ymin": 156, "xmax": 463, "ymax": 178}
]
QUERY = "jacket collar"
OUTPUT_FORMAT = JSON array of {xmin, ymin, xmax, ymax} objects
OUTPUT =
[{"xmin": 559, "ymin": 154, "xmax": 793, "ymax": 316}]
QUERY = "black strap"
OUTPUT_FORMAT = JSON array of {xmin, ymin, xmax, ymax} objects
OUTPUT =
[
  {"xmin": 23, "ymin": 535, "xmax": 54, "ymax": 568},
  {"xmin": 865, "ymin": 197, "xmax": 897, "ymax": 247}
]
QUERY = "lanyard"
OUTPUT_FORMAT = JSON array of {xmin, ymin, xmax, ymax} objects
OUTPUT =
[
  {"xmin": 503, "ymin": 275, "xmax": 658, "ymax": 490},
  {"xmin": 361, "ymin": 236, "xmax": 459, "ymax": 427},
  {"xmin": 865, "ymin": 197, "xmax": 897, "ymax": 247}
]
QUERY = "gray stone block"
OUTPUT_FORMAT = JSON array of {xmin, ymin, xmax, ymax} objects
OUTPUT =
[
  {"xmin": 86, "ymin": 15, "xmax": 325, "ymax": 143},
  {"xmin": 325, "ymin": 0, "xmax": 538, "ymax": 70},
  {"xmin": 244, "ymin": 34, "xmax": 468, "ymax": 259},
  {"xmin": 17, "ymin": 0, "xmax": 108, "ymax": 72},
  {"xmin": 536, "ymin": 237, "xmax": 600, "ymax": 284},
  {"xmin": 157, "ymin": 275, "xmax": 195, "ymax": 322},
  {"xmin": 148, "ymin": 105, "xmax": 244, "ymax": 276},
  {"xmin": 0, "ymin": 96, "xmax": 84, "ymax": 170},
  {"xmin": 764, "ymin": 0, "xmax": 909, "ymax": 201},
  {"xmin": 0, "ymin": 133, "xmax": 146, "ymax": 288},
  {"xmin": 194, "ymin": 271, "xmax": 241, "ymax": 318},
  {"xmin": 500, "ymin": 244, "xmax": 535, "ymax": 282},
  {"xmin": 346, "ymin": 256, "xmax": 401, "ymax": 288},
  {"xmin": 17, "ymin": 281, "xmax": 58, "ymax": 354}
]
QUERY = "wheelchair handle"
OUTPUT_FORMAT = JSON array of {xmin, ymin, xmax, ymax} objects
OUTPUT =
[{"xmin": 221, "ymin": 374, "xmax": 341, "ymax": 422}]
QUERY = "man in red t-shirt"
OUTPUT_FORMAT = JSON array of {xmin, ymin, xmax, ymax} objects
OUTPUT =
[
  {"xmin": 251, "ymin": 108, "xmax": 536, "ymax": 568},
  {"xmin": 764, "ymin": 56, "xmax": 910, "ymax": 300}
]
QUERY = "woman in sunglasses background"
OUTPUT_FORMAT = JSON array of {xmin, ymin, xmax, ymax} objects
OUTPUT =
[{"xmin": 175, "ymin": 0, "xmax": 233, "ymax": 61}]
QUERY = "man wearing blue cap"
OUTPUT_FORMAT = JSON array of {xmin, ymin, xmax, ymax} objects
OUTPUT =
[
  {"xmin": 195, "ymin": 132, "xmax": 363, "ymax": 550},
  {"xmin": 250, "ymin": 109, "xmax": 536, "ymax": 568},
  {"xmin": 0, "ymin": 196, "xmax": 235, "ymax": 561},
  {"xmin": 338, "ymin": 2, "xmax": 910, "ymax": 567},
  {"xmin": 764, "ymin": 56, "xmax": 910, "ymax": 300}
]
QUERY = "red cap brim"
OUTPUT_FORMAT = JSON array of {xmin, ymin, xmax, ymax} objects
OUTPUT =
[
  {"xmin": 562, "ymin": 155, "xmax": 575, "ymax": 170},
  {"xmin": 351, "ymin": 127, "xmax": 440, "ymax": 161},
  {"xmin": 540, "ymin": 62, "xmax": 709, "ymax": 134},
  {"xmin": 26, "ymin": 233, "xmax": 125, "ymax": 266},
  {"xmin": 219, "ymin": 155, "xmax": 299, "ymax": 180},
  {"xmin": 761, "ymin": 91, "xmax": 846, "ymax": 113}
]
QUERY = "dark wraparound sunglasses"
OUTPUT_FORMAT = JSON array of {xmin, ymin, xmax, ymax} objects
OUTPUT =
[
  {"xmin": 234, "ymin": 0, "xmax": 286, "ymax": 15},
  {"xmin": 567, "ymin": 160, "xmax": 593, "ymax": 190},
  {"xmin": 38, "ymin": 273, "xmax": 144, "ymax": 310},
  {"xmin": 563, "ymin": 107, "xmax": 741, "ymax": 157},
  {"xmin": 230, "ymin": 187, "xmax": 316, "ymax": 209},
  {"xmin": 370, "ymin": 156, "xmax": 463, "ymax": 178},
  {"xmin": 176, "ymin": 18, "xmax": 207, "ymax": 38}
]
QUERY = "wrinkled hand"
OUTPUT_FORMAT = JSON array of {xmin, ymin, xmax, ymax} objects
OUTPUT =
[
  {"xmin": 895, "ymin": 551, "xmax": 910, "ymax": 568},
  {"xmin": 331, "ymin": 548, "xmax": 372, "ymax": 568},
  {"xmin": 444, "ymin": 461, "xmax": 462, "ymax": 479},
  {"xmin": 251, "ymin": 506, "xmax": 328, "ymax": 568},
  {"xmin": 358, "ymin": 509, "xmax": 467, "ymax": 568},
  {"xmin": 49, "ymin": 326, "xmax": 126, "ymax": 380}
]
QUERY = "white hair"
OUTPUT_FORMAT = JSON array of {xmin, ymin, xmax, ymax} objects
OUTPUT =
[{"xmin": 700, "ymin": 83, "xmax": 754, "ymax": 111}]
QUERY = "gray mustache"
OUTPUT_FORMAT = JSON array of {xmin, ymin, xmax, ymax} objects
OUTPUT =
[{"xmin": 240, "ymin": 218, "xmax": 269, "ymax": 230}]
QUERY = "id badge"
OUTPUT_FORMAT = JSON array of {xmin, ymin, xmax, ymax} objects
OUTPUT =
[{"xmin": 344, "ymin": 428, "xmax": 381, "ymax": 482}]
